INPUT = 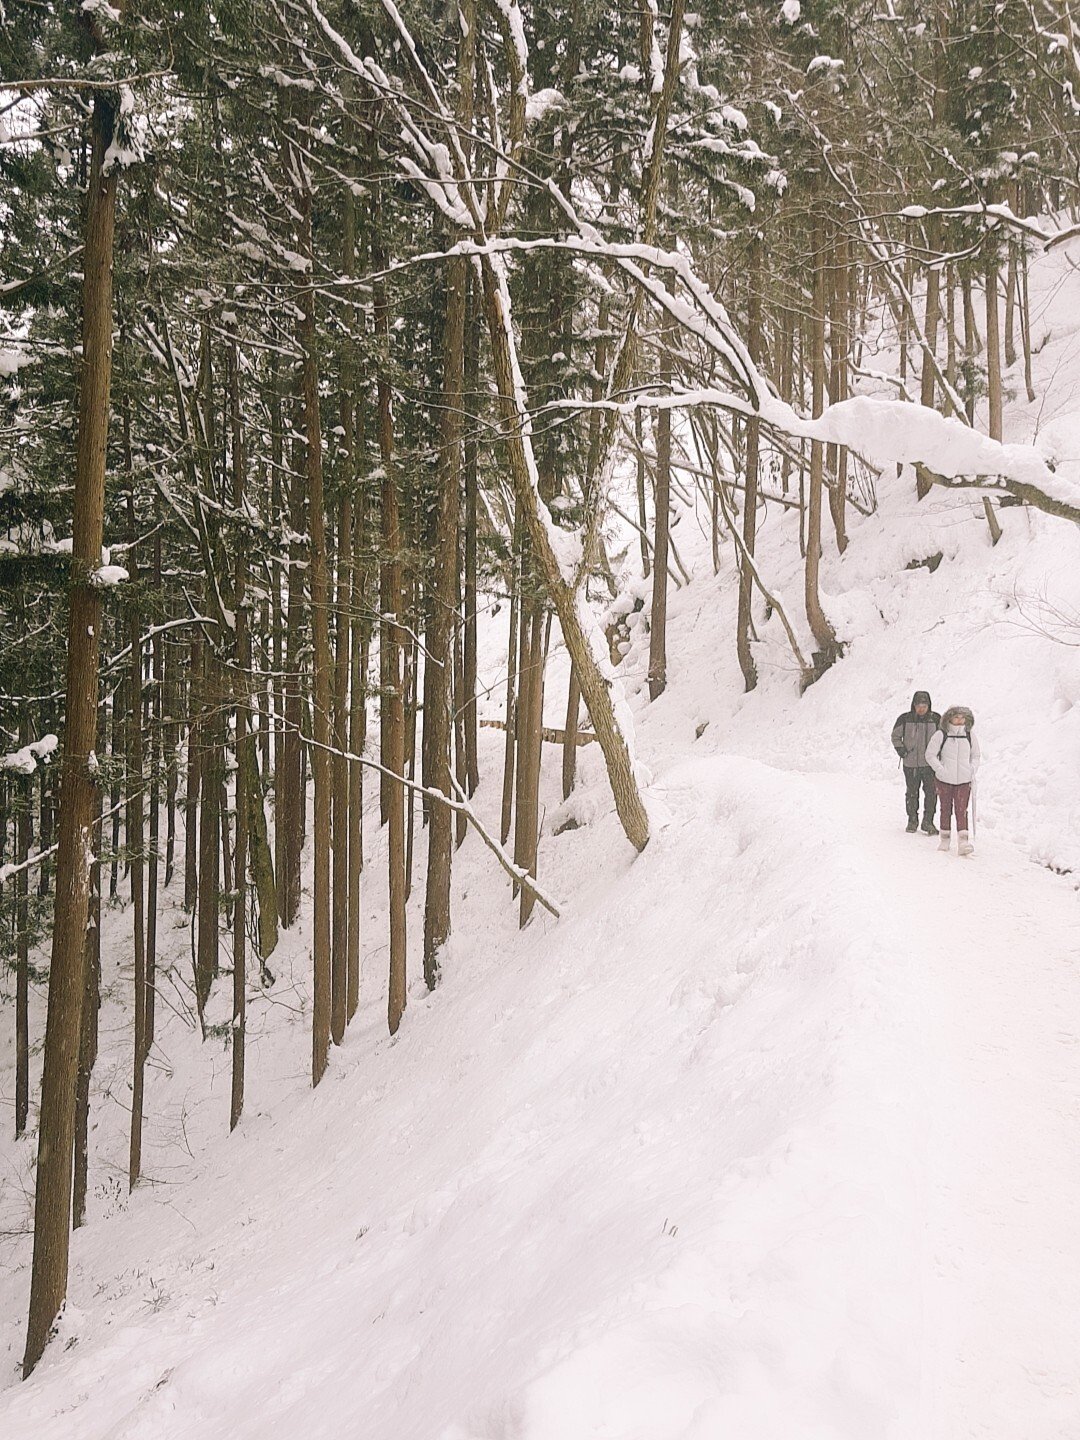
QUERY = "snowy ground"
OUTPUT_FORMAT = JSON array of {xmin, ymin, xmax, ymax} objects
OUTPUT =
[{"xmin": 2, "ymin": 246, "xmax": 1080, "ymax": 1436}]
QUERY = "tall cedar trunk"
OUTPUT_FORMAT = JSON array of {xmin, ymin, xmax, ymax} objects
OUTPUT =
[
  {"xmin": 289, "ymin": 136, "xmax": 334, "ymax": 1088},
  {"xmin": 985, "ymin": 249, "xmax": 1003, "ymax": 441},
  {"xmin": 146, "ymin": 529, "xmax": 162, "ymax": 1051},
  {"xmin": 230, "ymin": 342, "xmax": 247, "ymax": 1128},
  {"xmin": 232, "ymin": 609, "xmax": 249, "ymax": 1128},
  {"xmin": 917, "ymin": 212, "xmax": 944, "ymax": 499},
  {"xmin": 648, "ymin": 320, "xmax": 672, "ymax": 700},
  {"xmin": 827, "ymin": 231, "xmax": 849, "ymax": 552},
  {"xmin": 1004, "ymin": 237, "xmax": 1018, "ymax": 369},
  {"xmin": 500, "ymin": 555, "xmax": 519, "ymax": 847},
  {"xmin": 516, "ymin": 603, "xmax": 546, "ymax": 927},
  {"xmin": 463, "ymin": 275, "xmax": 481, "ymax": 796},
  {"xmin": 512, "ymin": 579, "xmax": 530, "ymax": 898},
  {"xmin": 331, "ymin": 495, "xmax": 351, "ymax": 1043},
  {"xmin": 737, "ymin": 235, "xmax": 762, "ymax": 692},
  {"xmin": 1020, "ymin": 241, "xmax": 1036, "ymax": 404},
  {"xmin": 127, "ymin": 562, "xmax": 147, "ymax": 1190},
  {"xmin": 423, "ymin": 254, "xmax": 465, "ymax": 987},
  {"xmin": 278, "ymin": 426, "xmax": 305, "ymax": 930},
  {"xmin": 220, "ymin": 778, "xmax": 233, "ymax": 928},
  {"xmin": 346, "ymin": 454, "xmax": 366, "ymax": 1022},
  {"xmin": 183, "ymin": 634, "xmax": 200, "ymax": 911},
  {"xmin": 271, "ymin": 358, "xmax": 286, "ymax": 902},
  {"xmin": 373, "ymin": 159, "xmax": 408, "ymax": 1035},
  {"xmin": 946, "ymin": 266, "xmax": 958, "ymax": 412},
  {"xmin": 24, "ymin": 85, "xmax": 117, "ymax": 1379},
  {"xmin": 804, "ymin": 202, "xmax": 840, "ymax": 673},
  {"xmin": 561, "ymin": 664, "xmax": 580, "ymax": 799},
  {"xmin": 453, "ymin": 611, "xmax": 468, "ymax": 847},
  {"xmin": 195, "ymin": 650, "xmax": 221, "ymax": 1023},
  {"xmin": 72, "ymin": 786, "xmax": 101, "ymax": 1231},
  {"xmin": 109, "ymin": 677, "xmax": 122, "ymax": 898},
  {"xmin": 332, "ymin": 183, "xmax": 357, "ymax": 1043},
  {"xmin": 403, "ymin": 596, "xmax": 418, "ymax": 903},
  {"xmin": 14, "ymin": 714, "xmax": 31, "ymax": 1139},
  {"xmin": 37, "ymin": 758, "xmax": 53, "ymax": 900},
  {"xmin": 635, "ymin": 409, "xmax": 650, "ymax": 577},
  {"xmin": 962, "ymin": 270, "xmax": 979, "ymax": 424}
]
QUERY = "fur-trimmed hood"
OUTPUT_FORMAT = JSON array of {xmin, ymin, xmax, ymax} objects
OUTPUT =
[{"xmin": 942, "ymin": 705, "xmax": 975, "ymax": 728}]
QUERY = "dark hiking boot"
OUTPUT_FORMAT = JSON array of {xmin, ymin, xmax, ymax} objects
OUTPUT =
[
  {"xmin": 921, "ymin": 819, "xmax": 939, "ymax": 835},
  {"xmin": 905, "ymin": 818, "xmax": 919, "ymax": 833}
]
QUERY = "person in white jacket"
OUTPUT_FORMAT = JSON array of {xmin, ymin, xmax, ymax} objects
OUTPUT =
[{"xmin": 925, "ymin": 705, "xmax": 980, "ymax": 855}]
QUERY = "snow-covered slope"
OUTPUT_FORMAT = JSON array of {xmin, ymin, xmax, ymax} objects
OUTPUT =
[{"xmin": 3, "ymin": 246, "xmax": 1080, "ymax": 1438}]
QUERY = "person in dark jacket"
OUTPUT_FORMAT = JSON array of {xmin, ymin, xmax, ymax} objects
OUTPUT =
[{"xmin": 890, "ymin": 690, "xmax": 940, "ymax": 833}]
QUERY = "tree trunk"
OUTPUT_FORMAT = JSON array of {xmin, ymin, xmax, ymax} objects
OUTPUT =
[
  {"xmin": 290, "ymin": 137, "xmax": 334, "ymax": 1087},
  {"xmin": 737, "ymin": 236, "xmax": 762, "ymax": 692},
  {"xmin": 463, "ymin": 274, "xmax": 481, "ymax": 797},
  {"xmin": 14, "ymin": 714, "xmax": 31, "ymax": 1139},
  {"xmin": 127, "ymin": 575, "xmax": 147, "ymax": 1190},
  {"xmin": 648, "ymin": 321, "xmax": 672, "ymax": 701},
  {"xmin": 373, "ymin": 161, "xmax": 408, "ymax": 1036},
  {"xmin": 183, "ymin": 634, "xmax": 201, "ymax": 912},
  {"xmin": 804, "ymin": 203, "xmax": 841, "ymax": 676},
  {"xmin": 331, "ymin": 494, "xmax": 351, "ymax": 1043},
  {"xmin": 232, "ymin": 610, "xmax": 248, "ymax": 1129},
  {"xmin": 346, "ymin": 448, "xmax": 366, "ymax": 1023},
  {"xmin": 195, "ymin": 651, "xmax": 221, "ymax": 1024},
  {"xmin": 72, "ymin": 788, "xmax": 101, "ymax": 1231},
  {"xmin": 1020, "ymin": 241, "xmax": 1036, "ymax": 404},
  {"xmin": 561, "ymin": 663, "xmax": 581, "ymax": 799},
  {"xmin": 500, "ymin": 559, "xmax": 519, "ymax": 847},
  {"xmin": 479, "ymin": 254, "xmax": 650, "ymax": 852},
  {"xmin": 230, "ymin": 343, "xmax": 248, "ymax": 1127},
  {"xmin": 278, "ymin": 426, "xmax": 305, "ymax": 929},
  {"xmin": 635, "ymin": 408, "xmax": 651, "ymax": 578},
  {"xmin": 985, "ymin": 250, "xmax": 1003, "ymax": 441},
  {"xmin": 24, "ymin": 85, "xmax": 117, "ymax": 1379},
  {"xmin": 423, "ymin": 254, "xmax": 466, "ymax": 987}
]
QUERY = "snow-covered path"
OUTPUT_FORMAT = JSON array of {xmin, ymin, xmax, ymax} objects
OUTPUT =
[
  {"xmin": 827, "ymin": 774, "xmax": 1080, "ymax": 1438},
  {"xmin": 2, "ymin": 744, "xmax": 1079, "ymax": 1438}
]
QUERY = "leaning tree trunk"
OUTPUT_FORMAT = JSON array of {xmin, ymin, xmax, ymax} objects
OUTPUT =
[
  {"xmin": 479, "ymin": 256, "xmax": 650, "ymax": 852},
  {"xmin": 24, "ymin": 85, "xmax": 118, "ymax": 1380}
]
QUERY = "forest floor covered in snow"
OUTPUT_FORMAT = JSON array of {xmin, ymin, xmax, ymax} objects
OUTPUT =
[{"xmin": 3, "ymin": 246, "xmax": 1080, "ymax": 1437}]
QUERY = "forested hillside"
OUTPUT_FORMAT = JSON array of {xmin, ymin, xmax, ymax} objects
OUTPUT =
[{"xmin": 3, "ymin": 1, "xmax": 1080, "ymax": 1432}]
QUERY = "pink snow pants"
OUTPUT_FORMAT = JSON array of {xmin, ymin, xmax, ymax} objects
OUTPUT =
[{"xmin": 936, "ymin": 781, "xmax": 971, "ymax": 832}]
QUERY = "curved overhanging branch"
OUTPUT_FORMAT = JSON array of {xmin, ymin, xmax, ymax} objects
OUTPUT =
[{"xmin": 544, "ymin": 387, "xmax": 1080, "ymax": 528}]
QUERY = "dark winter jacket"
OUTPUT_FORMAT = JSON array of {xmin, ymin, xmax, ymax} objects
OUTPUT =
[{"xmin": 890, "ymin": 690, "xmax": 940, "ymax": 770}]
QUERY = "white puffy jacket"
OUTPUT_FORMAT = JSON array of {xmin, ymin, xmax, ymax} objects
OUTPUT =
[{"xmin": 926, "ymin": 724, "xmax": 980, "ymax": 785}]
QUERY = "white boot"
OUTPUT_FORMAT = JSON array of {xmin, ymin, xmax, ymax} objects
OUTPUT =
[
  {"xmin": 958, "ymin": 830, "xmax": 974, "ymax": 856},
  {"xmin": 938, "ymin": 830, "xmax": 951, "ymax": 852}
]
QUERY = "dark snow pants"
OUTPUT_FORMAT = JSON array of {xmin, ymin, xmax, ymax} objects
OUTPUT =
[
  {"xmin": 937, "ymin": 781, "xmax": 971, "ymax": 832},
  {"xmin": 904, "ymin": 766, "xmax": 936, "ymax": 824}
]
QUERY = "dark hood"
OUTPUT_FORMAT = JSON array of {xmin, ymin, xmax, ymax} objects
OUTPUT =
[{"xmin": 911, "ymin": 690, "xmax": 933, "ymax": 712}]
